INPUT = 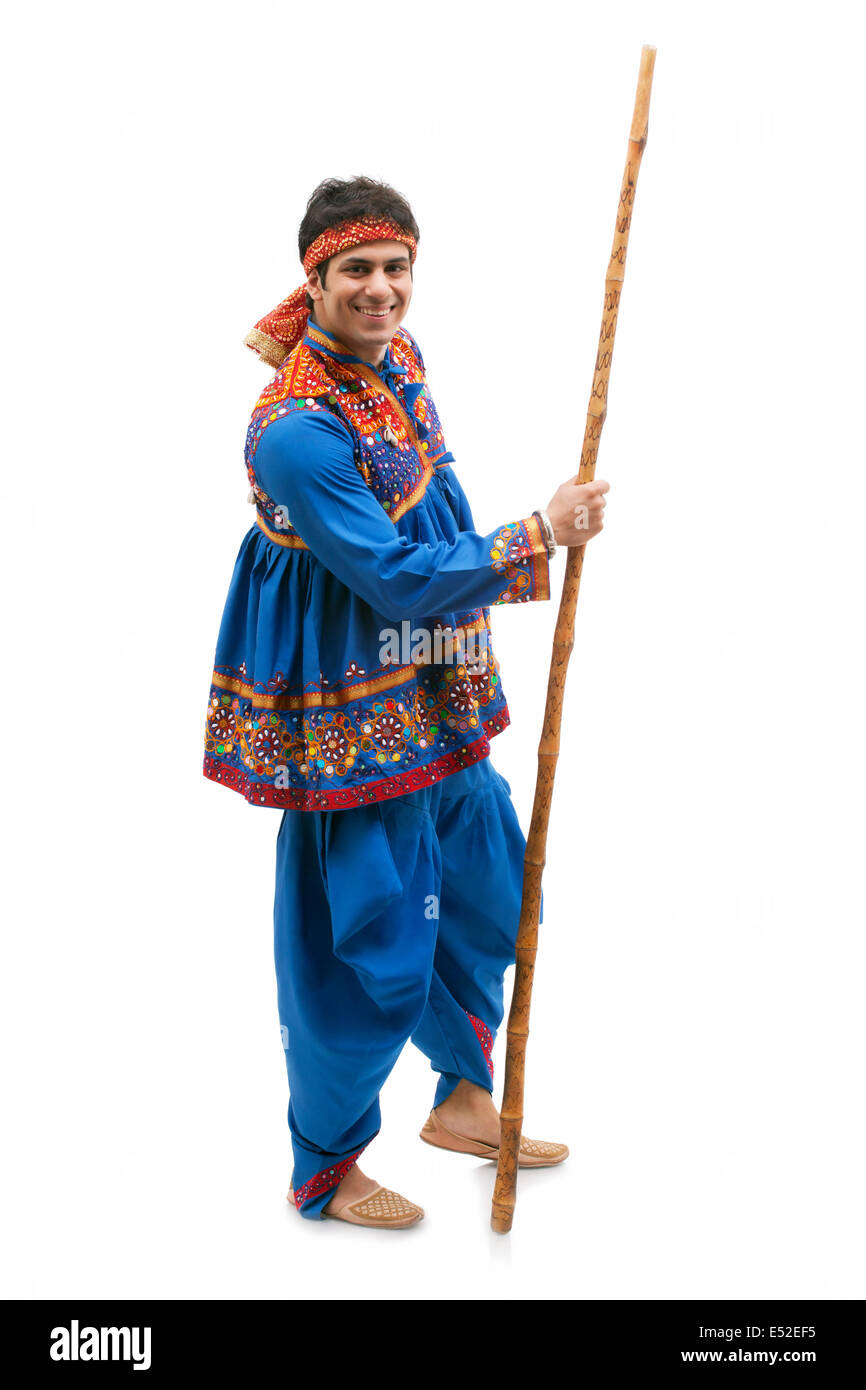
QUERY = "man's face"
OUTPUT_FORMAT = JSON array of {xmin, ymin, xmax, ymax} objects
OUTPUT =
[{"xmin": 306, "ymin": 239, "xmax": 413, "ymax": 364}]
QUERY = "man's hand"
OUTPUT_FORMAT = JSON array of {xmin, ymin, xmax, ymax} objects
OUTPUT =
[{"xmin": 545, "ymin": 479, "xmax": 610, "ymax": 548}]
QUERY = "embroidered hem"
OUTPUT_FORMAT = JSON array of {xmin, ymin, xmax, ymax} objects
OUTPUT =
[
  {"xmin": 293, "ymin": 1144, "xmax": 369, "ymax": 1211},
  {"xmin": 465, "ymin": 1010, "xmax": 495, "ymax": 1080},
  {"xmin": 203, "ymin": 709, "xmax": 510, "ymax": 810}
]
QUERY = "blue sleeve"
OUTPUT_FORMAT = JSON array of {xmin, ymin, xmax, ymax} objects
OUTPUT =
[
  {"xmin": 437, "ymin": 461, "xmax": 479, "ymax": 532},
  {"xmin": 252, "ymin": 409, "xmax": 551, "ymax": 616}
]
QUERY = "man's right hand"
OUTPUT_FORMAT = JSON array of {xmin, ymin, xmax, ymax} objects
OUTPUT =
[{"xmin": 545, "ymin": 479, "xmax": 610, "ymax": 548}]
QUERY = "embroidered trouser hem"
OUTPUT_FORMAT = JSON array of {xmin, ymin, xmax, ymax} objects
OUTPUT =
[{"xmin": 274, "ymin": 754, "xmax": 541, "ymax": 1219}]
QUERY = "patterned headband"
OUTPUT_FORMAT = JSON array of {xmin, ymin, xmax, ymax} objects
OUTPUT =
[{"xmin": 244, "ymin": 218, "xmax": 418, "ymax": 368}]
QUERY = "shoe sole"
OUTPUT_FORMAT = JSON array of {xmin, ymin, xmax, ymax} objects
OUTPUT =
[{"xmin": 419, "ymin": 1125, "xmax": 569, "ymax": 1168}]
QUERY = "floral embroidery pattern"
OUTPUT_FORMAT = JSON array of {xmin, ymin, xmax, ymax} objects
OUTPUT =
[
  {"xmin": 204, "ymin": 699, "xmax": 510, "ymax": 810},
  {"xmin": 207, "ymin": 694, "xmax": 305, "ymax": 778},
  {"xmin": 360, "ymin": 699, "xmax": 412, "ymax": 759},
  {"xmin": 302, "ymin": 713, "xmax": 360, "ymax": 779},
  {"xmin": 204, "ymin": 648, "xmax": 513, "ymax": 809}
]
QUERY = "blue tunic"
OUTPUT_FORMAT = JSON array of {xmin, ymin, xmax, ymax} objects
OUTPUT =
[
  {"xmin": 205, "ymin": 319, "xmax": 553, "ymax": 1218},
  {"xmin": 203, "ymin": 320, "xmax": 552, "ymax": 811}
]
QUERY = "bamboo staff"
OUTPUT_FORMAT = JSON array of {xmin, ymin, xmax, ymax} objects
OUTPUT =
[{"xmin": 491, "ymin": 45, "xmax": 657, "ymax": 1234}]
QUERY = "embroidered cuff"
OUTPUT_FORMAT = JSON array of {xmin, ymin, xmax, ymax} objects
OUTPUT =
[{"xmin": 489, "ymin": 515, "xmax": 551, "ymax": 604}]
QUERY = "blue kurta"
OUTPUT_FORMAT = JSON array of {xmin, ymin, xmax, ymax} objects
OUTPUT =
[
  {"xmin": 205, "ymin": 319, "xmax": 552, "ymax": 1217},
  {"xmin": 203, "ymin": 320, "xmax": 551, "ymax": 811}
]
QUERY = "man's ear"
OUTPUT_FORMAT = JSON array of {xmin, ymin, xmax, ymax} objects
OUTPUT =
[{"xmin": 307, "ymin": 268, "xmax": 322, "ymax": 302}]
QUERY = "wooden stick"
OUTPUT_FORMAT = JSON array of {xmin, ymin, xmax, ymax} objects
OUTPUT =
[{"xmin": 490, "ymin": 44, "xmax": 657, "ymax": 1234}]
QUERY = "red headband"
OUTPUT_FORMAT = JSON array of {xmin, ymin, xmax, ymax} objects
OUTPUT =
[{"xmin": 244, "ymin": 218, "xmax": 418, "ymax": 368}]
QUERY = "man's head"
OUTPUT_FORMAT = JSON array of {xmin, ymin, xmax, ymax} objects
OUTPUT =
[{"xmin": 299, "ymin": 176, "xmax": 419, "ymax": 365}]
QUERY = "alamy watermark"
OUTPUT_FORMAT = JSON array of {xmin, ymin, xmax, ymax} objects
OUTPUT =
[
  {"xmin": 378, "ymin": 620, "xmax": 493, "ymax": 669},
  {"xmin": 50, "ymin": 1321, "xmax": 151, "ymax": 1371}
]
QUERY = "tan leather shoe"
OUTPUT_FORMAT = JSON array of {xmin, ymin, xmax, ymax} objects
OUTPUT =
[
  {"xmin": 419, "ymin": 1107, "xmax": 569, "ymax": 1167},
  {"xmin": 287, "ymin": 1184, "xmax": 424, "ymax": 1229}
]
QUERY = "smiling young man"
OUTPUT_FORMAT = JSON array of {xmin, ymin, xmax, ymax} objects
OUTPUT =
[
  {"xmin": 204, "ymin": 176, "xmax": 609, "ymax": 1228},
  {"xmin": 315, "ymin": 242, "xmax": 412, "ymax": 357}
]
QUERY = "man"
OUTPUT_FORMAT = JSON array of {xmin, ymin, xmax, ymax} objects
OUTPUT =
[{"xmin": 204, "ymin": 176, "xmax": 609, "ymax": 1228}]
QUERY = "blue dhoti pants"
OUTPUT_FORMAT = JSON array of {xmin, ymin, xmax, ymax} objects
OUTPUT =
[{"xmin": 273, "ymin": 754, "xmax": 542, "ymax": 1219}]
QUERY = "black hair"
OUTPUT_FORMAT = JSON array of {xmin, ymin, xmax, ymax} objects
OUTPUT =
[{"xmin": 299, "ymin": 176, "xmax": 419, "ymax": 311}]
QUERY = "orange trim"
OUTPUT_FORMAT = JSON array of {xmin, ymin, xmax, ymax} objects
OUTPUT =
[
  {"xmin": 523, "ymin": 513, "xmax": 548, "ymax": 556},
  {"xmin": 533, "ymin": 548, "xmax": 551, "ymax": 601},
  {"xmin": 256, "ymin": 515, "xmax": 310, "ymax": 549},
  {"xmin": 211, "ymin": 665, "xmax": 418, "ymax": 711}
]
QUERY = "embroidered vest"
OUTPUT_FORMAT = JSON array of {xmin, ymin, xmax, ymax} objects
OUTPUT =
[{"xmin": 248, "ymin": 321, "xmax": 452, "ymax": 535}]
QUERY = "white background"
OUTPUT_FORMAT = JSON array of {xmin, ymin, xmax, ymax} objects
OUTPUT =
[{"xmin": 2, "ymin": 0, "xmax": 863, "ymax": 1301}]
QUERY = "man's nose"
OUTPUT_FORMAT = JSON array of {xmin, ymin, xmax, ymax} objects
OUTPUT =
[{"xmin": 366, "ymin": 269, "xmax": 392, "ymax": 299}]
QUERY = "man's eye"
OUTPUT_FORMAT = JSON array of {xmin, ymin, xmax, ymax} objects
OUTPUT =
[{"xmin": 343, "ymin": 264, "xmax": 405, "ymax": 275}]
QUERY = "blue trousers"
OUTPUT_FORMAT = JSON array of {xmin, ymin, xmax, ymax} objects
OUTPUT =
[{"xmin": 273, "ymin": 754, "xmax": 541, "ymax": 1219}]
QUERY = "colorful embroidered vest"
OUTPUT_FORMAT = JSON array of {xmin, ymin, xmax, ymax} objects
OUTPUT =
[{"xmin": 248, "ymin": 321, "xmax": 453, "ymax": 530}]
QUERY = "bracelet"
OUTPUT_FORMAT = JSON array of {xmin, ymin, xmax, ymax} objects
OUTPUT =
[{"xmin": 532, "ymin": 509, "xmax": 557, "ymax": 558}]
